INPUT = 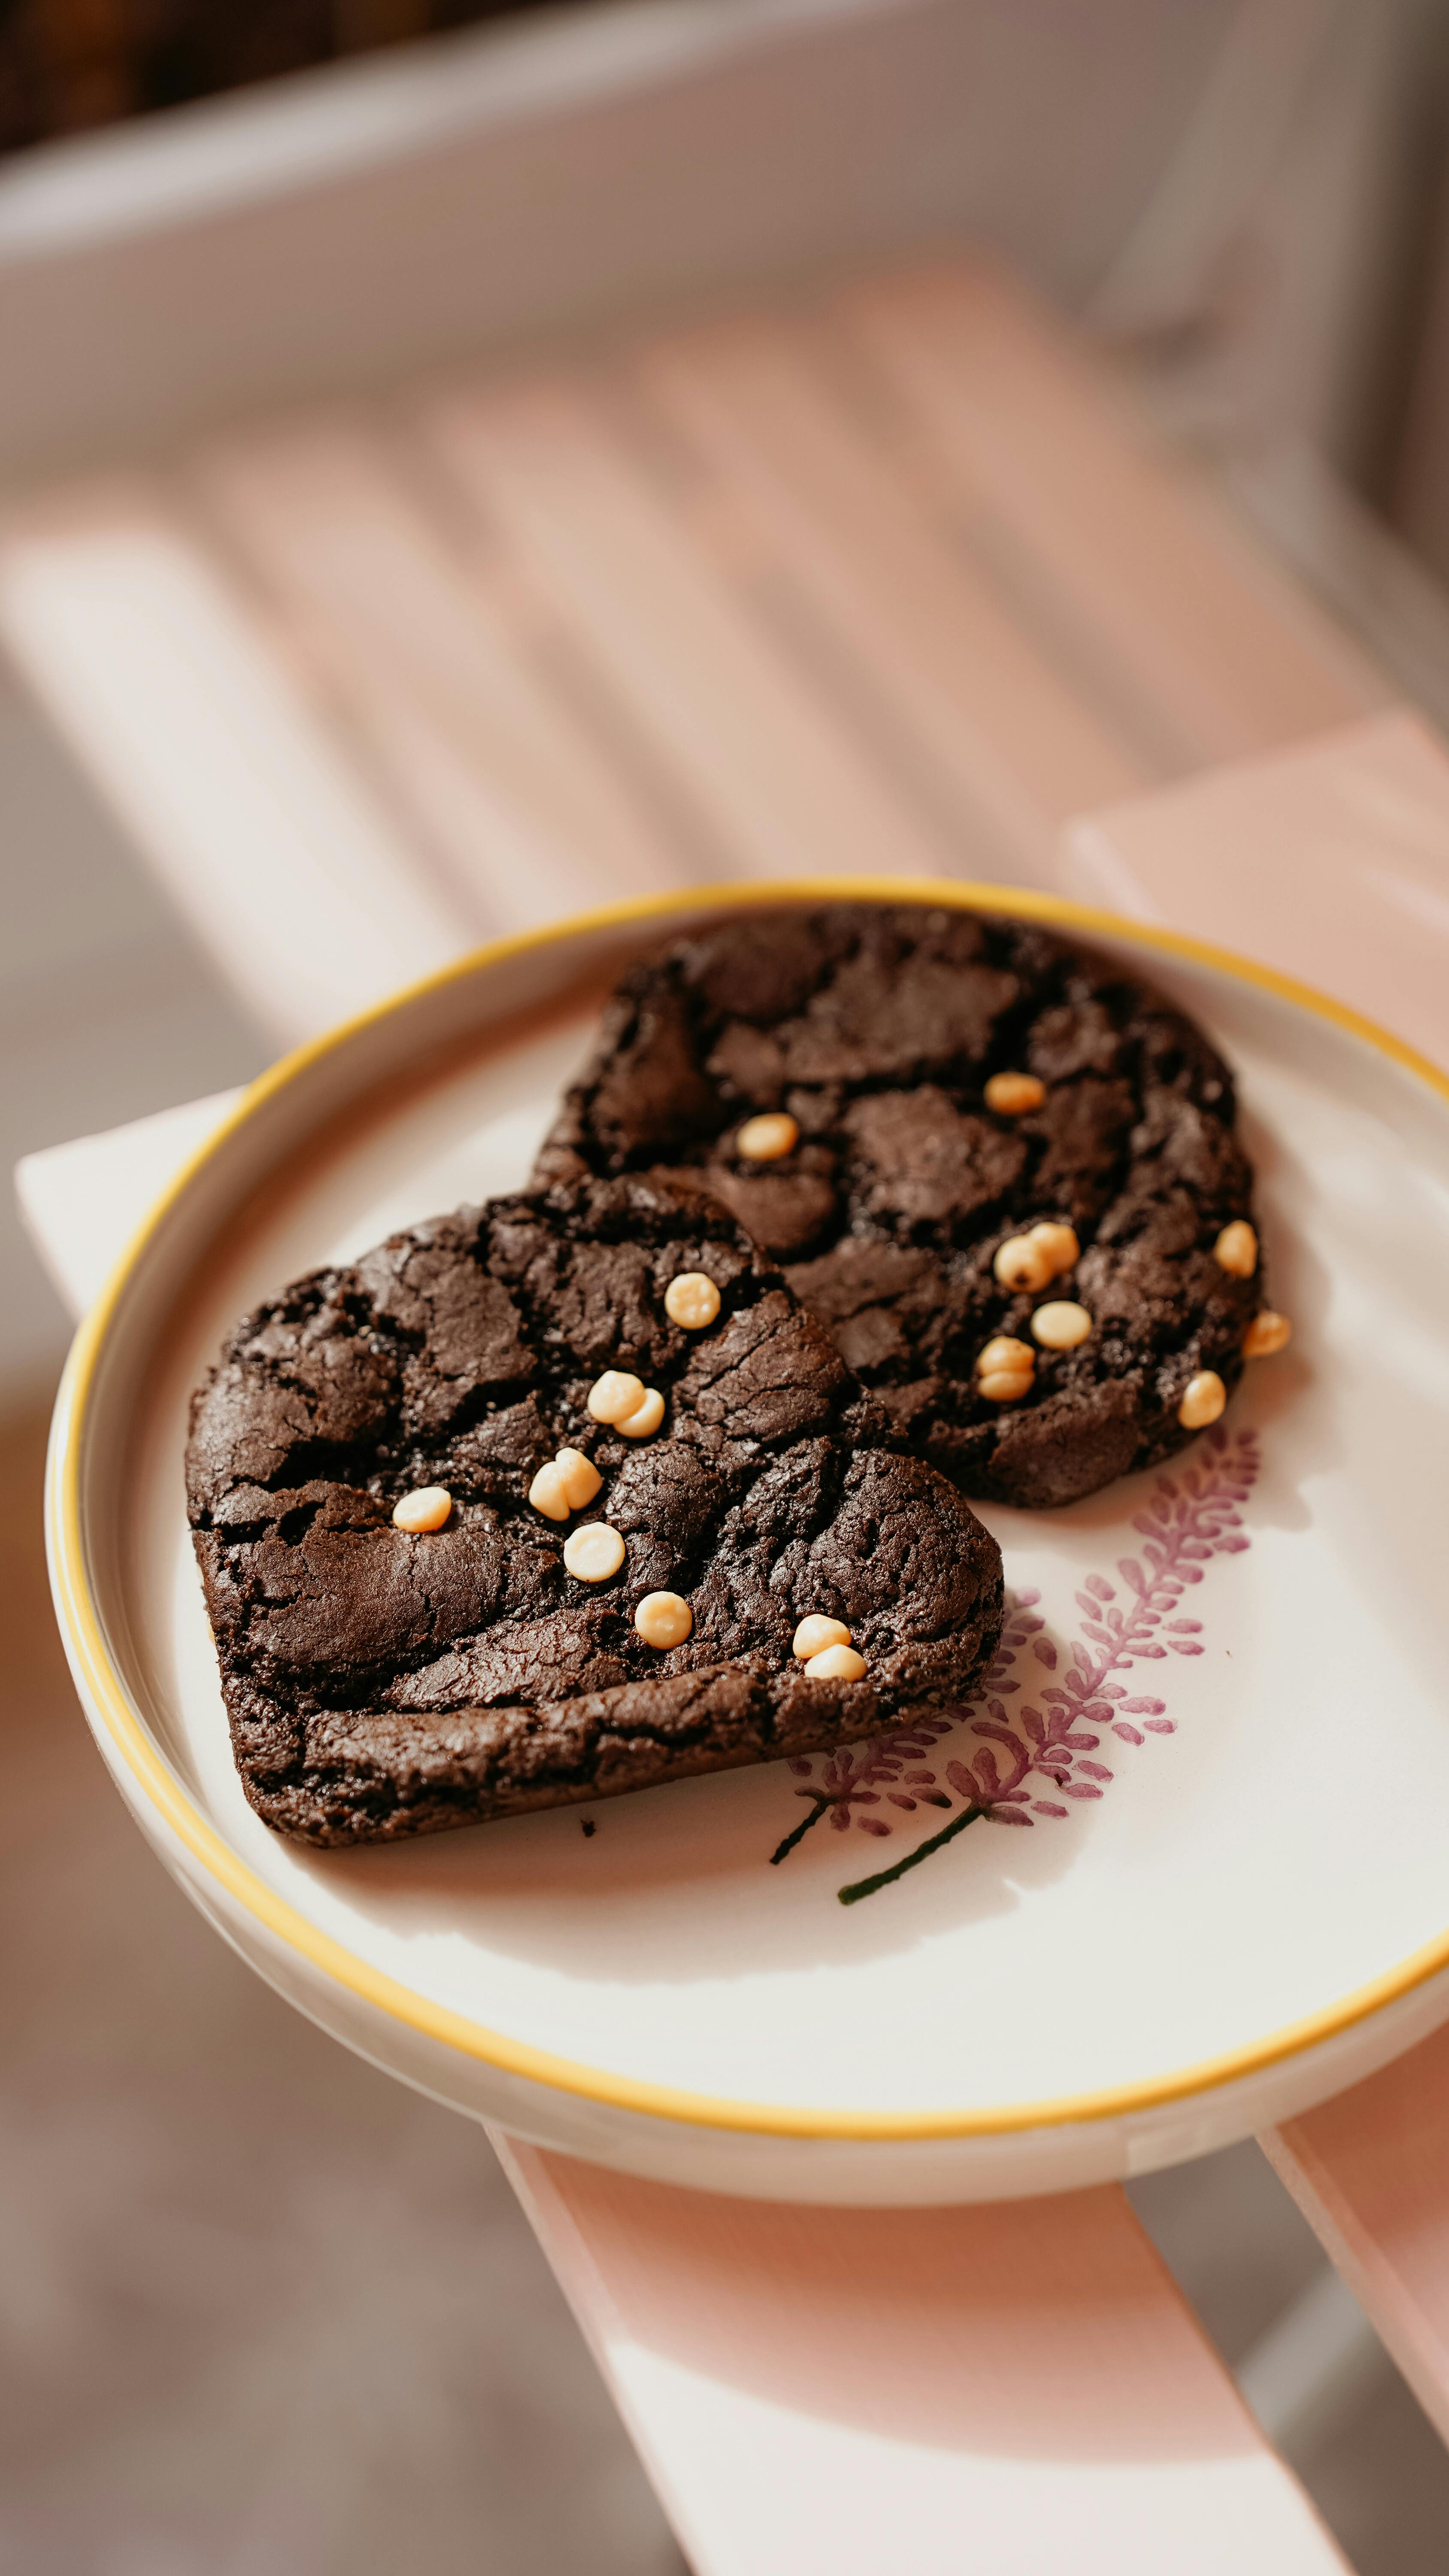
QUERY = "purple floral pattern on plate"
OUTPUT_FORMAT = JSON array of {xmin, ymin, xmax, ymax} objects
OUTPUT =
[{"xmin": 768, "ymin": 1424, "xmax": 1260, "ymax": 1904}]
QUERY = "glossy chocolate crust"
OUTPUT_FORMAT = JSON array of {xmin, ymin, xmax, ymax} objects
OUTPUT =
[
  {"xmin": 187, "ymin": 1174, "xmax": 1004, "ymax": 1844},
  {"xmin": 534, "ymin": 906, "xmax": 1262, "ymax": 1508}
]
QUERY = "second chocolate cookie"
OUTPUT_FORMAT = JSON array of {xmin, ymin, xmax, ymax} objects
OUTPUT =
[{"xmin": 534, "ymin": 903, "xmax": 1271, "ymax": 1508}]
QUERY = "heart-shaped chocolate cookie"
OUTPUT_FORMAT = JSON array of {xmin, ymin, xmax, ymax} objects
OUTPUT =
[
  {"xmin": 188, "ymin": 1176, "xmax": 1004, "ymax": 1844},
  {"xmin": 533, "ymin": 905, "xmax": 1277, "ymax": 1508}
]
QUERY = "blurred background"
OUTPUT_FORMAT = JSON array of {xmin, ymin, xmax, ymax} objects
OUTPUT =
[{"xmin": 8, "ymin": 0, "xmax": 1449, "ymax": 2567}]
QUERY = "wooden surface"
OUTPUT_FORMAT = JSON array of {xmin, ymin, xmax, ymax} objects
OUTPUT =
[
  {"xmin": 0, "ymin": 488, "xmax": 465, "ymax": 1047},
  {"xmin": 0, "ymin": 256, "xmax": 1388, "ymax": 1047},
  {"xmin": 1064, "ymin": 707, "xmax": 1449, "ymax": 1072},
  {"xmin": 0, "ymin": 0, "xmax": 1319, "ymax": 491},
  {"xmin": 842, "ymin": 265, "xmax": 1386, "ymax": 768},
  {"xmin": 497, "ymin": 2138, "xmax": 1350, "ymax": 2576},
  {"xmin": 1267, "ymin": 2031, "xmax": 1449, "ymax": 2455}
]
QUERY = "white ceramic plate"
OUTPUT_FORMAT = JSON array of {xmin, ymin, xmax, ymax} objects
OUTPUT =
[{"xmin": 49, "ymin": 881, "xmax": 1449, "ymax": 2203}]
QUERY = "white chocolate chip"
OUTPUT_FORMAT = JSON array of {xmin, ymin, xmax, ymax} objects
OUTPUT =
[
  {"xmin": 1243, "ymin": 1309, "xmax": 1292, "ymax": 1359},
  {"xmin": 527, "ymin": 1462, "xmax": 570, "ymax": 1521},
  {"xmin": 984, "ymin": 1070, "xmax": 1045, "ymax": 1115},
  {"xmin": 664, "ymin": 1272, "xmax": 721, "ymax": 1330},
  {"xmin": 993, "ymin": 1233, "xmax": 1055, "ymax": 1294},
  {"xmin": 563, "ymin": 1523, "xmax": 626, "ymax": 1582},
  {"xmin": 1030, "ymin": 1300, "xmax": 1093, "ymax": 1351},
  {"xmin": 1214, "ymin": 1220, "xmax": 1258, "ymax": 1277},
  {"xmin": 979, "ymin": 1368, "xmax": 1034, "ymax": 1404},
  {"xmin": 793, "ymin": 1613, "xmax": 851, "ymax": 1662},
  {"xmin": 1028, "ymin": 1219, "xmax": 1080, "ymax": 1275},
  {"xmin": 1178, "ymin": 1370, "xmax": 1227, "ymax": 1430},
  {"xmin": 617, "ymin": 1387, "xmax": 665, "ymax": 1440},
  {"xmin": 977, "ymin": 1331, "xmax": 1035, "ymax": 1404},
  {"xmin": 804, "ymin": 1643, "xmax": 867, "ymax": 1682},
  {"xmin": 736, "ymin": 1111, "xmax": 798, "ymax": 1162},
  {"xmin": 634, "ymin": 1590, "xmax": 693, "ymax": 1648},
  {"xmin": 587, "ymin": 1369, "xmax": 646, "ymax": 1425},
  {"xmin": 977, "ymin": 1335, "xmax": 1034, "ymax": 1376},
  {"xmin": 392, "ymin": 1485, "xmax": 452, "ymax": 1532},
  {"xmin": 555, "ymin": 1448, "xmax": 602, "ymax": 1510}
]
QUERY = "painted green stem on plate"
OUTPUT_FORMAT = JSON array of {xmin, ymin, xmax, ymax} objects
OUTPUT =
[
  {"xmin": 769, "ymin": 1798, "xmax": 829, "ymax": 1866},
  {"xmin": 837, "ymin": 1804, "xmax": 985, "ymax": 1905}
]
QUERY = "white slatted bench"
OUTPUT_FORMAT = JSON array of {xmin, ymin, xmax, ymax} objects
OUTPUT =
[{"xmin": 8, "ymin": 112, "xmax": 1449, "ymax": 2571}]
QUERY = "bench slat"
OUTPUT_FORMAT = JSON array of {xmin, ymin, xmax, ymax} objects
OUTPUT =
[
  {"xmin": 497, "ymin": 2136, "xmax": 1351, "ymax": 2576},
  {"xmin": 846, "ymin": 263, "xmax": 1387, "ymax": 770}
]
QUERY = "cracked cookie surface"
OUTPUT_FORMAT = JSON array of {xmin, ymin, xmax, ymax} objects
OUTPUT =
[
  {"xmin": 187, "ymin": 1175, "xmax": 1004, "ymax": 1844},
  {"xmin": 534, "ymin": 906, "xmax": 1264, "ymax": 1507}
]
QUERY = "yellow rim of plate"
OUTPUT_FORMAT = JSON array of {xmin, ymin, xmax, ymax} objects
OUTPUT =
[{"xmin": 49, "ymin": 877, "xmax": 1449, "ymax": 2143}]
